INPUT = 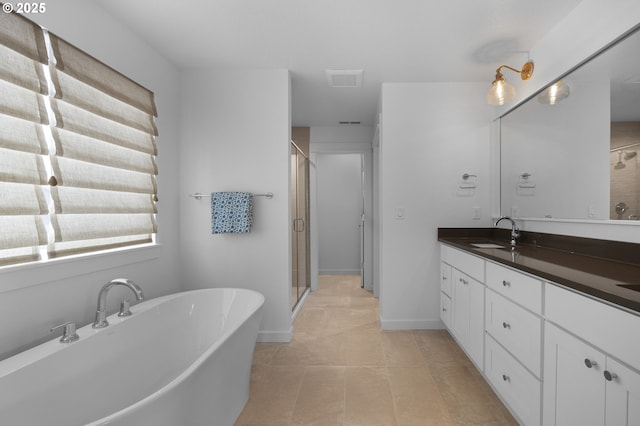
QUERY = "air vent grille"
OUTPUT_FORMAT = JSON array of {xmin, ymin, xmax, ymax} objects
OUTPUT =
[{"xmin": 326, "ymin": 69, "xmax": 364, "ymax": 87}]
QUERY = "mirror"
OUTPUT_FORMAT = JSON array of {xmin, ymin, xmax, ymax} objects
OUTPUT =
[{"xmin": 500, "ymin": 26, "xmax": 640, "ymax": 221}]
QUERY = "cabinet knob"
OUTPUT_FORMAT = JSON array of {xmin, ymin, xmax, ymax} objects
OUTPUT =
[
  {"xmin": 442, "ymin": 307, "xmax": 447, "ymax": 312},
  {"xmin": 584, "ymin": 359, "xmax": 598, "ymax": 369},
  {"xmin": 502, "ymin": 322, "xmax": 511, "ymax": 329},
  {"xmin": 502, "ymin": 280, "xmax": 511, "ymax": 287},
  {"xmin": 459, "ymin": 278, "xmax": 468, "ymax": 285},
  {"xmin": 604, "ymin": 370, "xmax": 618, "ymax": 381},
  {"xmin": 502, "ymin": 374, "xmax": 510, "ymax": 382}
]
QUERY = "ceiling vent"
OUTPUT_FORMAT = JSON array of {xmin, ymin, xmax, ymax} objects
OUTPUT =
[{"xmin": 326, "ymin": 69, "xmax": 364, "ymax": 88}]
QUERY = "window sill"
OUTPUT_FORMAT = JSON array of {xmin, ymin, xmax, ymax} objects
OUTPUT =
[{"xmin": 0, "ymin": 244, "xmax": 161, "ymax": 293}]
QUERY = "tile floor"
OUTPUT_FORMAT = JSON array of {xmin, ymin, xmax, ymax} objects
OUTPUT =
[{"xmin": 235, "ymin": 275, "xmax": 519, "ymax": 426}]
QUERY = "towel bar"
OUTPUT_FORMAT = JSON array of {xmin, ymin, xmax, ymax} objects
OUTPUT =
[{"xmin": 189, "ymin": 192, "xmax": 273, "ymax": 200}]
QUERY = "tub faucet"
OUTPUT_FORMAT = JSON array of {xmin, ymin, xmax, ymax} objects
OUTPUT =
[
  {"xmin": 495, "ymin": 216, "xmax": 519, "ymax": 249},
  {"xmin": 93, "ymin": 278, "xmax": 144, "ymax": 329}
]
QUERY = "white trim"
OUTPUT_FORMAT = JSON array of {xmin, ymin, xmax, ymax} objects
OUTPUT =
[
  {"xmin": 257, "ymin": 328, "xmax": 293, "ymax": 343},
  {"xmin": 380, "ymin": 318, "xmax": 445, "ymax": 330},
  {"xmin": 0, "ymin": 244, "xmax": 161, "ymax": 293},
  {"xmin": 319, "ymin": 269, "xmax": 361, "ymax": 275}
]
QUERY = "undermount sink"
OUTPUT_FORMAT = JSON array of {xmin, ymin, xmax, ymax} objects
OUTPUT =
[
  {"xmin": 617, "ymin": 284, "xmax": 640, "ymax": 293},
  {"xmin": 470, "ymin": 243, "xmax": 506, "ymax": 249}
]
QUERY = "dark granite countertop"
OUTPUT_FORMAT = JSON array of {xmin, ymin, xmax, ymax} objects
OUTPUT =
[{"xmin": 438, "ymin": 228, "xmax": 640, "ymax": 314}]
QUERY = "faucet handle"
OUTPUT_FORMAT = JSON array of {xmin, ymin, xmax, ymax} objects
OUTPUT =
[{"xmin": 50, "ymin": 321, "xmax": 79, "ymax": 343}]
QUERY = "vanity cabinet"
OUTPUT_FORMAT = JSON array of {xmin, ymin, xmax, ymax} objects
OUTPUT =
[
  {"xmin": 440, "ymin": 245, "xmax": 485, "ymax": 369},
  {"xmin": 543, "ymin": 284, "xmax": 640, "ymax": 426}
]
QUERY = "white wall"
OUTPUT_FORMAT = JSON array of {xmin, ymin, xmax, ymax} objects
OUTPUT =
[
  {"xmin": 379, "ymin": 83, "xmax": 494, "ymax": 330},
  {"xmin": 316, "ymin": 153, "xmax": 363, "ymax": 274},
  {"xmin": 495, "ymin": 0, "xmax": 640, "ymax": 241},
  {"xmin": 179, "ymin": 69, "xmax": 292, "ymax": 342},
  {"xmin": 0, "ymin": 0, "xmax": 182, "ymax": 360}
]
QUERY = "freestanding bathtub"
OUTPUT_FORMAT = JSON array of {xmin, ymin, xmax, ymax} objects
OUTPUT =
[{"xmin": 0, "ymin": 288, "xmax": 264, "ymax": 426}]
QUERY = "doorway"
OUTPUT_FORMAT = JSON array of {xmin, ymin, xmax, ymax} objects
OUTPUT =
[{"xmin": 316, "ymin": 153, "xmax": 367, "ymax": 286}]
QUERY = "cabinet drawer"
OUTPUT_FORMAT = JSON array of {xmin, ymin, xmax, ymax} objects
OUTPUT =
[
  {"xmin": 441, "ymin": 244, "xmax": 484, "ymax": 282},
  {"xmin": 545, "ymin": 283, "xmax": 640, "ymax": 371},
  {"xmin": 486, "ymin": 335, "xmax": 541, "ymax": 426},
  {"xmin": 440, "ymin": 292, "xmax": 451, "ymax": 329},
  {"xmin": 441, "ymin": 262, "xmax": 452, "ymax": 296},
  {"xmin": 486, "ymin": 261, "xmax": 542, "ymax": 314},
  {"xmin": 486, "ymin": 289, "xmax": 542, "ymax": 377}
]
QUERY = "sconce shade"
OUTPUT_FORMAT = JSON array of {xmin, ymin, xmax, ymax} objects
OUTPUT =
[
  {"xmin": 487, "ymin": 78, "xmax": 516, "ymax": 106},
  {"xmin": 486, "ymin": 61, "xmax": 534, "ymax": 106},
  {"xmin": 538, "ymin": 80, "xmax": 570, "ymax": 104}
]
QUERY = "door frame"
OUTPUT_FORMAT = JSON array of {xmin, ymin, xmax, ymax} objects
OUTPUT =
[{"xmin": 309, "ymin": 148, "xmax": 374, "ymax": 292}]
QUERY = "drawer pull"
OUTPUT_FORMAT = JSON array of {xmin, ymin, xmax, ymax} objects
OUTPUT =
[
  {"xmin": 502, "ymin": 374, "xmax": 510, "ymax": 382},
  {"xmin": 459, "ymin": 278, "xmax": 468, "ymax": 285},
  {"xmin": 604, "ymin": 371, "xmax": 618, "ymax": 381},
  {"xmin": 502, "ymin": 322, "xmax": 511, "ymax": 329},
  {"xmin": 584, "ymin": 359, "xmax": 598, "ymax": 369},
  {"xmin": 502, "ymin": 280, "xmax": 511, "ymax": 287}
]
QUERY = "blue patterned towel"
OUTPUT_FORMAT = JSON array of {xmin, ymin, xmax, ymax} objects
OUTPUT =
[{"xmin": 211, "ymin": 192, "xmax": 253, "ymax": 234}]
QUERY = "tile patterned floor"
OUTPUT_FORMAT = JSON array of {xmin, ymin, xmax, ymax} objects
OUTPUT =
[{"xmin": 235, "ymin": 275, "xmax": 519, "ymax": 426}]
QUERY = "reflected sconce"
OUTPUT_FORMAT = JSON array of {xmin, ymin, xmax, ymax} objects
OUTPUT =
[
  {"xmin": 538, "ymin": 80, "xmax": 570, "ymax": 104},
  {"xmin": 486, "ymin": 61, "xmax": 534, "ymax": 106}
]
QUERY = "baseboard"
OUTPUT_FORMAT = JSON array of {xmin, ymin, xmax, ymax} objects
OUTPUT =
[
  {"xmin": 257, "ymin": 327, "xmax": 293, "ymax": 343},
  {"xmin": 319, "ymin": 269, "xmax": 360, "ymax": 275},
  {"xmin": 380, "ymin": 318, "xmax": 445, "ymax": 330}
]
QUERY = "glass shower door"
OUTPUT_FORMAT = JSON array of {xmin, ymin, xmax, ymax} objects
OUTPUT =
[{"xmin": 291, "ymin": 141, "xmax": 310, "ymax": 310}]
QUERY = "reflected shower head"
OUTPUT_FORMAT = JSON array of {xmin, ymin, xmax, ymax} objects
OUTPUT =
[{"xmin": 624, "ymin": 151, "xmax": 637, "ymax": 161}]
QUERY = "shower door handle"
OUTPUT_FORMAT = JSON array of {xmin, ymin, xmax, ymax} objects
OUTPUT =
[{"xmin": 293, "ymin": 218, "xmax": 305, "ymax": 232}]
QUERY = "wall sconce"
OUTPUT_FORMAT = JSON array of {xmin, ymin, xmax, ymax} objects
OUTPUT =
[
  {"xmin": 538, "ymin": 80, "xmax": 570, "ymax": 104},
  {"xmin": 486, "ymin": 61, "xmax": 534, "ymax": 106}
]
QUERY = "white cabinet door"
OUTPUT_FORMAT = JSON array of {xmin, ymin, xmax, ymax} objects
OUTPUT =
[
  {"xmin": 543, "ymin": 323, "xmax": 605, "ymax": 426},
  {"xmin": 605, "ymin": 357, "xmax": 640, "ymax": 426},
  {"xmin": 451, "ymin": 268, "xmax": 471, "ymax": 345},
  {"xmin": 468, "ymin": 277, "xmax": 484, "ymax": 369},
  {"xmin": 451, "ymin": 268, "xmax": 484, "ymax": 368},
  {"xmin": 440, "ymin": 293, "xmax": 451, "ymax": 329},
  {"xmin": 441, "ymin": 262, "xmax": 452, "ymax": 296}
]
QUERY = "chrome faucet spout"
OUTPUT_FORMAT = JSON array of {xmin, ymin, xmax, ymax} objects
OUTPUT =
[
  {"xmin": 495, "ymin": 216, "xmax": 519, "ymax": 248},
  {"xmin": 93, "ymin": 278, "xmax": 144, "ymax": 329}
]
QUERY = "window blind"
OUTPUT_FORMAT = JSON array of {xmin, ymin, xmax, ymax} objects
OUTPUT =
[
  {"xmin": 0, "ymin": 11, "xmax": 49, "ymax": 265},
  {"xmin": 0, "ymin": 9, "xmax": 158, "ymax": 265}
]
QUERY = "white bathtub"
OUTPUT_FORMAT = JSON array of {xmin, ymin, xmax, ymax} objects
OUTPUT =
[{"xmin": 0, "ymin": 288, "xmax": 264, "ymax": 426}]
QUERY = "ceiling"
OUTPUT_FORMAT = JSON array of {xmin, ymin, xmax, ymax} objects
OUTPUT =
[{"xmin": 95, "ymin": 0, "xmax": 582, "ymax": 127}]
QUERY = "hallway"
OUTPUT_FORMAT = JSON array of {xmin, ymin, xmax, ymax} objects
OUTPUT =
[{"xmin": 235, "ymin": 275, "xmax": 518, "ymax": 425}]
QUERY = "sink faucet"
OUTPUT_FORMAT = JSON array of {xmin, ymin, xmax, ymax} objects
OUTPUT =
[
  {"xmin": 495, "ymin": 216, "xmax": 519, "ymax": 249},
  {"xmin": 93, "ymin": 278, "xmax": 144, "ymax": 329}
]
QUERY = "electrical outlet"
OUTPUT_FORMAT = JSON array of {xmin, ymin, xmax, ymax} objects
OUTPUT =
[{"xmin": 472, "ymin": 206, "xmax": 481, "ymax": 220}]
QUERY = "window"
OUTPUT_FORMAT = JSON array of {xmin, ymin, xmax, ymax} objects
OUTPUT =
[{"xmin": 0, "ymin": 9, "xmax": 158, "ymax": 267}]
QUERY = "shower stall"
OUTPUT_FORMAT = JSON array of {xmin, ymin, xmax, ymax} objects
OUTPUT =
[
  {"xmin": 291, "ymin": 139, "xmax": 310, "ymax": 310},
  {"xmin": 610, "ymin": 127, "xmax": 640, "ymax": 220}
]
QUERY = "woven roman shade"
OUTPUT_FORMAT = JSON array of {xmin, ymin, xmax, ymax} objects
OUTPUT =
[
  {"xmin": 0, "ymin": 11, "xmax": 49, "ymax": 264},
  {"xmin": 0, "ymin": 9, "xmax": 158, "ymax": 265},
  {"xmin": 47, "ymin": 34, "xmax": 158, "ymax": 257}
]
